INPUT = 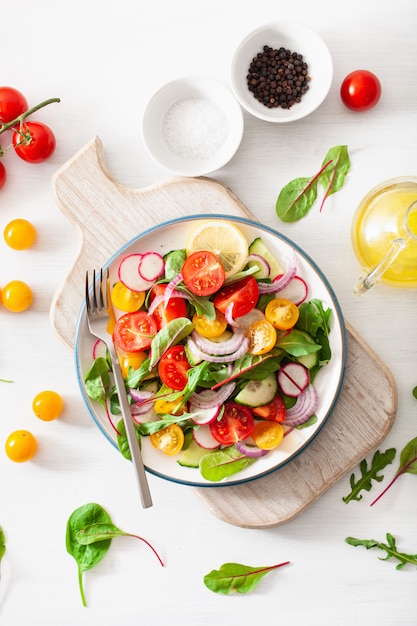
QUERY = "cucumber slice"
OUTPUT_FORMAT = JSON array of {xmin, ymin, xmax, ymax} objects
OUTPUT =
[
  {"xmin": 177, "ymin": 439, "xmax": 208, "ymax": 468},
  {"xmin": 235, "ymin": 373, "xmax": 278, "ymax": 407},
  {"xmin": 248, "ymin": 237, "xmax": 284, "ymax": 279}
]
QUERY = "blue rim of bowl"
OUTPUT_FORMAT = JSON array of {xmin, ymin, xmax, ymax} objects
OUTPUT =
[{"xmin": 75, "ymin": 214, "xmax": 347, "ymax": 488}]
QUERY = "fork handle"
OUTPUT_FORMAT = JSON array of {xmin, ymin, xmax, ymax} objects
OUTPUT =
[{"xmin": 108, "ymin": 344, "xmax": 153, "ymax": 508}]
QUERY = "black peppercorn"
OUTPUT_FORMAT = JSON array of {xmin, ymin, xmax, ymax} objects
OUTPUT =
[{"xmin": 246, "ymin": 45, "xmax": 310, "ymax": 110}]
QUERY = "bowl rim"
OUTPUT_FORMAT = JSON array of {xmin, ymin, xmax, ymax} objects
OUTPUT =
[
  {"xmin": 230, "ymin": 20, "xmax": 333, "ymax": 123},
  {"xmin": 142, "ymin": 75, "xmax": 244, "ymax": 176}
]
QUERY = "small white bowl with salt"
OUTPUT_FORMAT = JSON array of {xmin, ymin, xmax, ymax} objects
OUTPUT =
[{"xmin": 142, "ymin": 76, "xmax": 244, "ymax": 177}]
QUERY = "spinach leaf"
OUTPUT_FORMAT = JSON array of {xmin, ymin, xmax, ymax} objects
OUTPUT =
[
  {"xmin": 318, "ymin": 145, "xmax": 351, "ymax": 211},
  {"xmin": 345, "ymin": 533, "xmax": 417, "ymax": 570},
  {"xmin": 163, "ymin": 248, "xmax": 186, "ymax": 280},
  {"xmin": 84, "ymin": 357, "xmax": 111, "ymax": 407},
  {"xmin": 204, "ymin": 560, "xmax": 290, "ymax": 594},
  {"xmin": 199, "ymin": 445, "xmax": 257, "ymax": 482},
  {"xmin": 343, "ymin": 448, "xmax": 396, "ymax": 503},
  {"xmin": 66, "ymin": 503, "xmax": 112, "ymax": 606},
  {"xmin": 276, "ymin": 329, "xmax": 321, "ymax": 357},
  {"xmin": 116, "ymin": 419, "xmax": 142, "ymax": 460},
  {"xmin": 76, "ymin": 522, "xmax": 164, "ymax": 566},
  {"xmin": 149, "ymin": 317, "xmax": 194, "ymax": 369},
  {"xmin": 370, "ymin": 436, "xmax": 417, "ymax": 506}
]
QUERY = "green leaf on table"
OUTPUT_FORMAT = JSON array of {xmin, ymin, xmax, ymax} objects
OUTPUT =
[
  {"xmin": 65, "ymin": 503, "xmax": 112, "ymax": 607},
  {"xmin": 345, "ymin": 533, "xmax": 417, "ymax": 570},
  {"xmin": 204, "ymin": 560, "xmax": 290, "ymax": 594},
  {"xmin": 370, "ymin": 436, "xmax": 417, "ymax": 506},
  {"xmin": 275, "ymin": 145, "xmax": 350, "ymax": 222},
  {"xmin": 343, "ymin": 448, "xmax": 396, "ymax": 503},
  {"xmin": 317, "ymin": 145, "xmax": 350, "ymax": 211}
]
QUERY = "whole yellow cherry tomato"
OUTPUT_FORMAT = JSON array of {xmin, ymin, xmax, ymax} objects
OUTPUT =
[
  {"xmin": 4, "ymin": 218, "xmax": 36, "ymax": 250},
  {"xmin": 245, "ymin": 319, "xmax": 277, "ymax": 355},
  {"xmin": 265, "ymin": 298, "xmax": 299, "ymax": 330},
  {"xmin": 150, "ymin": 424, "xmax": 184, "ymax": 456},
  {"xmin": 32, "ymin": 390, "xmax": 64, "ymax": 421},
  {"xmin": 1, "ymin": 280, "xmax": 33, "ymax": 312},
  {"xmin": 5, "ymin": 430, "xmax": 37, "ymax": 462},
  {"xmin": 111, "ymin": 281, "xmax": 145, "ymax": 312},
  {"xmin": 192, "ymin": 309, "xmax": 227, "ymax": 338}
]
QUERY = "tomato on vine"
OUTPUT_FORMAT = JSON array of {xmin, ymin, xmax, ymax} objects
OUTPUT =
[
  {"xmin": 13, "ymin": 121, "xmax": 56, "ymax": 163},
  {"xmin": 0, "ymin": 86, "xmax": 28, "ymax": 124}
]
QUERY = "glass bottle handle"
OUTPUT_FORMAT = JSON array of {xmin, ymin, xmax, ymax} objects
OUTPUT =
[{"xmin": 354, "ymin": 237, "xmax": 407, "ymax": 296}]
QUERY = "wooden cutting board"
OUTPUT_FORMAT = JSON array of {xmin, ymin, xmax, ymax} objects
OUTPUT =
[{"xmin": 50, "ymin": 137, "xmax": 397, "ymax": 528}]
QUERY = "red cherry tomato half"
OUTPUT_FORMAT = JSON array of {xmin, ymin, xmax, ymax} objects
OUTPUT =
[
  {"xmin": 149, "ymin": 283, "xmax": 187, "ymax": 329},
  {"xmin": 0, "ymin": 162, "xmax": 6, "ymax": 189},
  {"xmin": 213, "ymin": 276, "xmax": 259, "ymax": 318},
  {"xmin": 340, "ymin": 70, "xmax": 381, "ymax": 111},
  {"xmin": 182, "ymin": 250, "xmax": 225, "ymax": 296},
  {"xmin": 209, "ymin": 401, "xmax": 255, "ymax": 445},
  {"xmin": 158, "ymin": 345, "xmax": 191, "ymax": 391},
  {"xmin": 113, "ymin": 310, "xmax": 157, "ymax": 352},
  {"xmin": 13, "ymin": 121, "xmax": 56, "ymax": 163},
  {"xmin": 252, "ymin": 394, "xmax": 286, "ymax": 423},
  {"xmin": 0, "ymin": 86, "xmax": 28, "ymax": 123}
]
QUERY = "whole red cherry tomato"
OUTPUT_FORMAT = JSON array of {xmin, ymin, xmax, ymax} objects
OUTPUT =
[
  {"xmin": 340, "ymin": 70, "xmax": 381, "ymax": 111},
  {"xmin": 0, "ymin": 86, "xmax": 28, "ymax": 124},
  {"xmin": 0, "ymin": 162, "xmax": 6, "ymax": 189},
  {"xmin": 12, "ymin": 121, "xmax": 56, "ymax": 163}
]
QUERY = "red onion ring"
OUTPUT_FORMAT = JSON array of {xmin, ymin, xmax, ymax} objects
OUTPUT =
[
  {"xmin": 191, "ymin": 330, "xmax": 245, "ymax": 356},
  {"xmin": 283, "ymin": 385, "xmax": 319, "ymax": 426},
  {"xmin": 189, "ymin": 382, "xmax": 236, "ymax": 409},
  {"xmin": 186, "ymin": 336, "xmax": 250, "ymax": 363},
  {"xmin": 236, "ymin": 441, "xmax": 269, "ymax": 458},
  {"xmin": 258, "ymin": 249, "xmax": 298, "ymax": 294}
]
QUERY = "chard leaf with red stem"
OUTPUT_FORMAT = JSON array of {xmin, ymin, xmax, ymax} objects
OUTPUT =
[
  {"xmin": 370, "ymin": 436, "xmax": 417, "ymax": 506},
  {"xmin": 318, "ymin": 145, "xmax": 350, "ymax": 211},
  {"xmin": 204, "ymin": 561, "xmax": 290, "ymax": 594}
]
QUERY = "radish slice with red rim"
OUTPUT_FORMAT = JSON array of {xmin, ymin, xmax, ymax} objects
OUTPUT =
[
  {"xmin": 138, "ymin": 251, "xmax": 165, "ymax": 281},
  {"xmin": 189, "ymin": 404, "xmax": 221, "ymax": 425},
  {"xmin": 193, "ymin": 425, "xmax": 220, "ymax": 450},
  {"xmin": 277, "ymin": 362, "xmax": 309, "ymax": 397},
  {"xmin": 118, "ymin": 253, "xmax": 154, "ymax": 292},
  {"xmin": 274, "ymin": 275, "xmax": 308, "ymax": 305}
]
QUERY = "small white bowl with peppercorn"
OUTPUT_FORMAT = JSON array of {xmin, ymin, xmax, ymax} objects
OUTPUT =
[
  {"xmin": 142, "ymin": 76, "xmax": 244, "ymax": 177},
  {"xmin": 231, "ymin": 22, "xmax": 333, "ymax": 123}
]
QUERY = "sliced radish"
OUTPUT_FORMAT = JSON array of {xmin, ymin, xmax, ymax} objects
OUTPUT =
[
  {"xmin": 277, "ymin": 362, "xmax": 309, "ymax": 397},
  {"xmin": 138, "ymin": 252, "xmax": 165, "ymax": 282},
  {"xmin": 193, "ymin": 425, "xmax": 221, "ymax": 450},
  {"xmin": 118, "ymin": 253, "xmax": 154, "ymax": 293},
  {"xmin": 189, "ymin": 404, "xmax": 221, "ymax": 425},
  {"xmin": 274, "ymin": 275, "xmax": 308, "ymax": 305},
  {"xmin": 93, "ymin": 339, "xmax": 108, "ymax": 360}
]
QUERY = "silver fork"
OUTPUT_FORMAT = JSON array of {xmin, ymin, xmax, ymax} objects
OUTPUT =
[{"xmin": 85, "ymin": 268, "xmax": 153, "ymax": 508}]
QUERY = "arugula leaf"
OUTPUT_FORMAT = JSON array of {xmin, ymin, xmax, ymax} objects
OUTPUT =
[
  {"xmin": 199, "ymin": 445, "xmax": 257, "ymax": 482},
  {"xmin": 318, "ymin": 145, "xmax": 351, "ymax": 212},
  {"xmin": 204, "ymin": 560, "xmax": 290, "ymax": 594},
  {"xmin": 275, "ymin": 146, "xmax": 350, "ymax": 222},
  {"xmin": 370, "ymin": 436, "xmax": 417, "ymax": 506},
  {"xmin": 343, "ymin": 448, "xmax": 396, "ymax": 503},
  {"xmin": 345, "ymin": 533, "xmax": 417, "ymax": 570}
]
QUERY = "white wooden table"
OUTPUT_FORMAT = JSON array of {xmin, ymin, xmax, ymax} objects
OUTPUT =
[{"xmin": 0, "ymin": 1, "xmax": 416, "ymax": 624}]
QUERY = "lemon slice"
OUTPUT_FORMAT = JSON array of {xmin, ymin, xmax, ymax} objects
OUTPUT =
[{"xmin": 186, "ymin": 221, "xmax": 248, "ymax": 278}]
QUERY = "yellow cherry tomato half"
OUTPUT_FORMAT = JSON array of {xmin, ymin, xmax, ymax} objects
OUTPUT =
[
  {"xmin": 265, "ymin": 297, "xmax": 299, "ymax": 331},
  {"xmin": 111, "ymin": 281, "xmax": 145, "ymax": 312},
  {"xmin": 4, "ymin": 218, "xmax": 36, "ymax": 250},
  {"xmin": 5, "ymin": 430, "xmax": 38, "ymax": 462},
  {"xmin": 252, "ymin": 421, "xmax": 284, "ymax": 450},
  {"xmin": 1, "ymin": 280, "xmax": 33, "ymax": 312},
  {"xmin": 150, "ymin": 423, "xmax": 184, "ymax": 456},
  {"xmin": 118, "ymin": 350, "xmax": 148, "ymax": 378},
  {"xmin": 246, "ymin": 318, "xmax": 277, "ymax": 355},
  {"xmin": 32, "ymin": 390, "xmax": 64, "ymax": 421},
  {"xmin": 192, "ymin": 309, "xmax": 228, "ymax": 338},
  {"xmin": 154, "ymin": 396, "xmax": 185, "ymax": 416}
]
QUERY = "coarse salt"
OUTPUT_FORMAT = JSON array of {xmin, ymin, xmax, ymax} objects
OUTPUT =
[{"xmin": 163, "ymin": 97, "xmax": 229, "ymax": 160}]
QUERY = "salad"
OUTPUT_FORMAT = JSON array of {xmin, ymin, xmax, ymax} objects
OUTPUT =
[{"xmin": 84, "ymin": 219, "xmax": 334, "ymax": 483}]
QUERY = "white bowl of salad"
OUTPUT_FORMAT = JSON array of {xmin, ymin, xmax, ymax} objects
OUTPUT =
[{"xmin": 75, "ymin": 216, "xmax": 346, "ymax": 487}]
